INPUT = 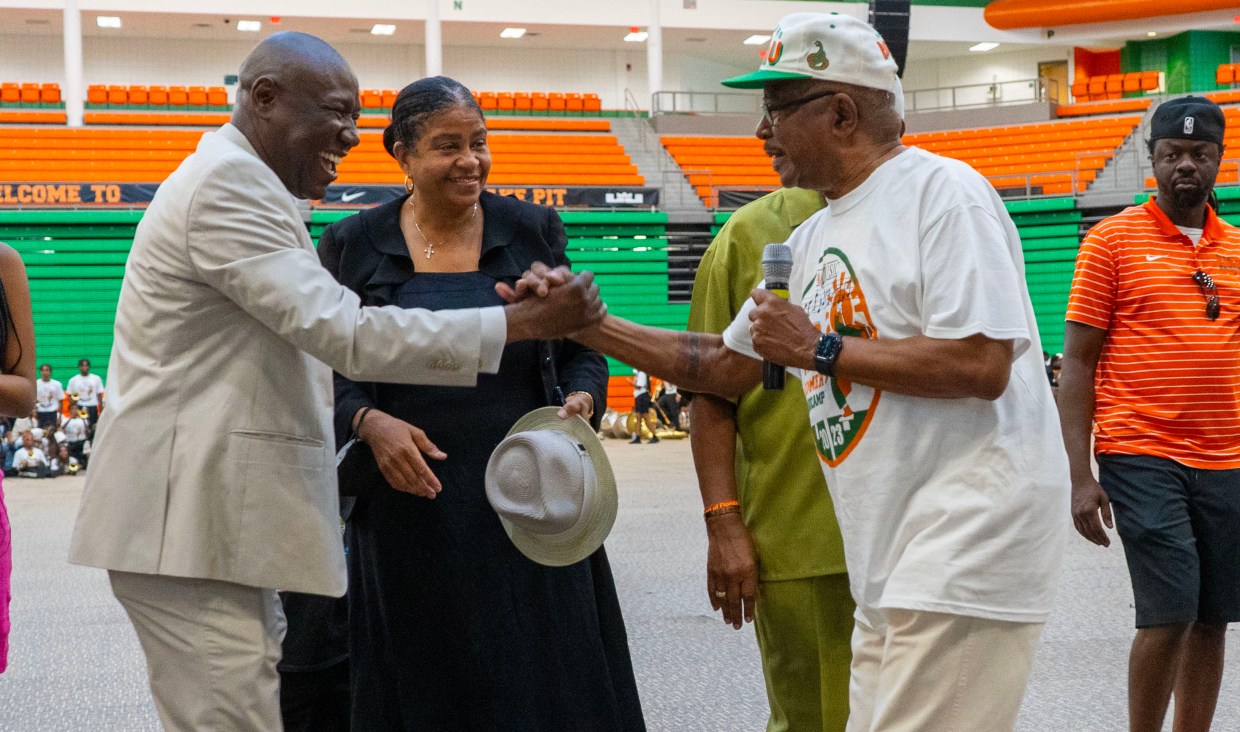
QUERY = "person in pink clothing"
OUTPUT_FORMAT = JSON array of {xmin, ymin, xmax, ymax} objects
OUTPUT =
[{"xmin": 0, "ymin": 240, "xmax": 37, "ymax": 673}]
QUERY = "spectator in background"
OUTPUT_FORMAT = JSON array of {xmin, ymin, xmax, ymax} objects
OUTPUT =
[
  {"xmin": 629, "ymin": 369, "xmax": 660, "ymax": 444},
  {"xmin": 656, "ymin": 381, "xmax": 682, "ymax": 431},
  {"xmin": 1060, "ymin": 96, "xmax": 1239, "ymax": 732},
  {"xmin": 36, "ymin": 364, "xmax": 63, "ymax": 431},
  {"xmin": 62, "ymin": 406, "xmax": 88, "ymax": 471},
  {"xmin": 14, "ymin": 431, "xmax": 51, "ymax": 479},
  {"xmin": 51, "ymin": 443, "xmax": 78, "ymax": 476},
  {"xmin": 67, "ymin": 359, "xmax": 104, "ymax": 436},
  {"xmin": 11, "ymin": 408, "xmax": 35, "ymax": 437},
  {"xmin": 1048, "ymin": 353, "xmax": 1063, "ymax": 388}
]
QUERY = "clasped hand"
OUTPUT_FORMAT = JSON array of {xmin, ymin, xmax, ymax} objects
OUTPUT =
[{"xmin": 496, "ymin": 263, "xmax": 607, "ymax": 342}]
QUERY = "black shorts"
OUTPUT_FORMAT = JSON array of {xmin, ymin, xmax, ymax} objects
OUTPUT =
[
  {"xmin": 36, "ymin": 411, "xmax": 59, "ymax": 430},
  {"xmin": 1098, "ymin": 453, "xmax": 1240, "ymax": 628},
  {"xmin": 633, "ymin": 393, "xmax": 652, "ymax": 413}
]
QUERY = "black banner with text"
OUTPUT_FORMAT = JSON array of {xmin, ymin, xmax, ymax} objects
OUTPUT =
[{"xmin": 0, "ymin": 182, "xmax": 659, "ymax": 208}]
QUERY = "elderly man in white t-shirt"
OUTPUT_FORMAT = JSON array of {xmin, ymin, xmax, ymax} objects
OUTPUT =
[{"xmin": 542, "ymin": 13, "xmax": 1070, "ymax": 732}]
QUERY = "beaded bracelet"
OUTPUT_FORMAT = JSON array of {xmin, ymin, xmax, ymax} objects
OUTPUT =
[
  {"xmin": 353, "ymin": 406, "xmax": 373, "ymax": 441},
  {"xmin": 703, "ymin": 499, "xmax": 740, "ymax": 518}
]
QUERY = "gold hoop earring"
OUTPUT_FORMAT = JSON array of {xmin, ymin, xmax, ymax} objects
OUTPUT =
[{"xmin": 404, "ymin": 176, "xmax": 414, "ymax": 193}]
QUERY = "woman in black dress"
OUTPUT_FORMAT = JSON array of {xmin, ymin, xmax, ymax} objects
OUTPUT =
[{"xmin": 318, "ymin": 77, "xmax": 645, "ymax": 731}]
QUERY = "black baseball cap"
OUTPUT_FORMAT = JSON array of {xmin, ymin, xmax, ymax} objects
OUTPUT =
[{"xmin": 1150, "ymin": 96, "xmax": 1225, "ymax": 147}]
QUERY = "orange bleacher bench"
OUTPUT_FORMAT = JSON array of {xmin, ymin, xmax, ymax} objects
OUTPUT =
[{"xmin": 1218, "ymin": 63, "xmax": 1239, "ymax": 87}]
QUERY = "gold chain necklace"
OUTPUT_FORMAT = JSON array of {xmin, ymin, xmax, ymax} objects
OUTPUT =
[{"xmin": 408, "ymin": 198, "xmax": 478, "ymax": 259}]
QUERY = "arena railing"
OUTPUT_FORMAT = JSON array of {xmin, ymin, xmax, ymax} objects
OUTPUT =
[
  {"xmin": 651, "ymin": 91, "xmax": 761, "ymax": 117},
  {"xmin": 903, "ymin": 77, "xmax": 1061, "ymax": 114}
]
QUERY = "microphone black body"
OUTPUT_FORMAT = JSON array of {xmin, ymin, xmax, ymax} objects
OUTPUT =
[{"xmin": 760, "ymin": 243, "xmax": 795, "ymax": 391}]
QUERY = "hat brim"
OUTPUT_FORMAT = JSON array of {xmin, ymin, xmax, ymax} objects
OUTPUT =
[
  {"xmin": 721, "ymin": 69, "xmax": 813, "ymax": 89},
  {"xmin": 494, "ymin": 407, "xmax": 618, "ymax": 568}
]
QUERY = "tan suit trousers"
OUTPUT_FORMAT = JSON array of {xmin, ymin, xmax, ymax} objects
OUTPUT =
[{"xmin": 109, "ymin": 570, "xmax": 287, "ymax": 731}]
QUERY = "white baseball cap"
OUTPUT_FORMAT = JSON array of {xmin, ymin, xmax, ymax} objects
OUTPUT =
[{"xmin": 723, "ymin": 12, "xmax": 902, "ymax": 102}]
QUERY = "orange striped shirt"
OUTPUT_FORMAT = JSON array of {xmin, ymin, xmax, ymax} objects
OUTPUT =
[{"xmin": 1067, "ymin": 199, "xmax": 1240, "ymax": 468}]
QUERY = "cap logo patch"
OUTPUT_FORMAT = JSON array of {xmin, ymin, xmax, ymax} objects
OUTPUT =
[
  {"xmin": 807, "ymin": 40, "xmax": 829, "ymax": 71},
  {"xmin": 876, "ymin": 39, "xmax": 891, "ymax": 60},
  {"xmin": 766, "ymin": 39, "xmax": 784, "ymax": 66},
  {"xmin": 1184, "ymin": 117, "xmax": 1195, "ymax": 134}
]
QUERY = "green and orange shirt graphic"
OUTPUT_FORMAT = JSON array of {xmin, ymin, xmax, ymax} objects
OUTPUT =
[{"xmin": 800, "ymin": 247, "xmax": 879, "ymax": 467}]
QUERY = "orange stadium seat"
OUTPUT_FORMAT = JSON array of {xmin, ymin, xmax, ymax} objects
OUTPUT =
[
  {"xmin": 1140, "ymin": 71, "xmax": 1160, "ymax": 91},
  {"xmin": 107, "ymin": 85, "xmax": 127, "ymax": 105},
  {"xmin": 0, "ymin": 83, "xmax": 18, "ymax": 104},
  {"xmin": 148, "ymin": 86, "xmax": 168, "ymax": 106},
  {"xmin": 1219, "ymin": 64, "xmax": 1237, "ymax": 86},
  {"xmin": 168, "ymin": 86, "xmax": 188, "ymax": 106},
  {"xmin": 513, "ymin": 92, "xmax": 532, "ymax": 112},
  {"xmin": 1070, "ymin": 81, "xmax": 1088, "ymax": 101},
  {"xmin": 565, "ymin": 93, "xmax": 584, "ymax": 113},
  {"xmin": 530, "ymin": 92, "xmax": 548, "ymax": 112},
  {"xmin": 361, "ymin": 89, "xmax": 382, "ymax": 109},
  {"xmin": 1087, "ymin": 77, "xmax": 1105, "ymax": 97},
  {"xmin": 86, "ymin": 84, "xmax": 106, "ymax": 105},
  {"xmin": 497, "ymin": 92, "xmax": 514, "ymax": 111},
  {"xmin": 40, "ymin": 83, "xmax": 60, "ymax": 105},
  {"xmin": 548, "ymin": 93, "xmax": 566, "ymax": 113},
  {"xmin": 207, "ymin": 86, "xmax": 227, "ymax": 107},
  {"xmin": 187, "ymin": 86, "xmax": 207, "ymax": 107},
  {"xmin": 479, "ymin": 91, "xmax": 498, "ymax": 112},
  {"xmin": 1122, "ymin": 73, "xmax": 1140, "ymax": 93},
  {"xmin": 584, "ymin": 93, "xmax": 601, "ymax": 113},
  {"xmin": 127, "ymin": 86, "xmax": 148, "ymax": 106},
  {"xmin": 381, "ymin": 89, "xmax": 397, "ymax": 109},
  {"xmin": 20, "ymin": 83, "xmax": 40, "ymax": 105}
]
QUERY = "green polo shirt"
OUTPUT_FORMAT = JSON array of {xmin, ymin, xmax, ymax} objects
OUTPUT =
[{"xmin": 687, "ymin": 188, "xmax": 846, "ymax": 581}]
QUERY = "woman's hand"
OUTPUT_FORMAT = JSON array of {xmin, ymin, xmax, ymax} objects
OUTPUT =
[
  {"xmin": 558, "ymin": 391, "xmax": 594, "ymax": 420},
  {"xmin": 357, "ymin": 409, "xmax": 447, "ymax": 499}
]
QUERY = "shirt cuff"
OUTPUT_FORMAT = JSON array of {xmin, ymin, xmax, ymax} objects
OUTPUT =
[{"xmin": 478, "ymin": 306, "xmax": 507, "ymax": 374}]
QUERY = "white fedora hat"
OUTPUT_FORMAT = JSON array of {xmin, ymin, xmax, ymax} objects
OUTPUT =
[{"xmin": 485, "ymin": 407, "xmax": 618, "ymax": 567}]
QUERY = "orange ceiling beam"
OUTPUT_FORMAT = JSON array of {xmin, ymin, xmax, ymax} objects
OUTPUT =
[{"xmin": 985, "ymin": 0, "xmax": 1237, "ymax": 30}]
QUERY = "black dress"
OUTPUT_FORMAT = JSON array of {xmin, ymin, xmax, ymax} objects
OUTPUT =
[{"xmin": 324, "ymin": 195, "xmax": 645, "ymax": 731}]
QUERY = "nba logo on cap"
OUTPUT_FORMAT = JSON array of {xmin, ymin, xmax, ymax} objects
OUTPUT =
[{"xmin": 1184, "ymin": 117, "xmax": 1195, "ymax": 134}]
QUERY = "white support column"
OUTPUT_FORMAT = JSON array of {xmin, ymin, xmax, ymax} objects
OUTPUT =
[
  {"xmin": 646, "ymin": 0, "xmax": 663, "ymax": 111},
  {"xmin": 425, "ymin": 0, "xmax": 443, "ymax": 78},
  {"xmin": 63, "ymin": 0, "xmax": 84, "ymax": 128}
]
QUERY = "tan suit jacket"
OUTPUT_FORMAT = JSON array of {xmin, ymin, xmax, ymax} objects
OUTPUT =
[{"xmin": 69, "ymin": 124, "xmax": 504, "ymax": 596}]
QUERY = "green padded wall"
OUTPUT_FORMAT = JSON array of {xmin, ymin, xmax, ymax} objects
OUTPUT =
[
  {"xmin": 0, "ymin": 208, "xmax": 693, "ymax": 384},
  {"xmin": 711, "ymin": 197, "xmax": 1082, "ymax": 355}
]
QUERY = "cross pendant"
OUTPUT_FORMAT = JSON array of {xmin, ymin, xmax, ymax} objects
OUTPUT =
[{"xmin": 424, "ymin": 244, "xmax": 434, "ymax": 259}]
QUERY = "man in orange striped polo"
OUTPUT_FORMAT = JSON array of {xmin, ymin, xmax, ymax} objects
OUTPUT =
[{"xmin": 1060, "ymin": 96, "xmax": 1239, "ymax": 732}]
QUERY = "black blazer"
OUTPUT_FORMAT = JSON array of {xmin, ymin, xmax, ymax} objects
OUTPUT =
[{"xmin": 318, "ymin": 191, "xmax": 609, "ymax": 448}]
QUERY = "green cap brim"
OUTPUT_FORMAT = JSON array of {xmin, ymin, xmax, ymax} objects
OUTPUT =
[{"xmin": 721, "ymin": 69, "xmax": 812, "ymax": 89}]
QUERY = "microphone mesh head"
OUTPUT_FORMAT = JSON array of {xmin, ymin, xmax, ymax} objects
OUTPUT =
[{"xmin": 761, "ymin": 243, "xmax": 794, "ymax": 283}]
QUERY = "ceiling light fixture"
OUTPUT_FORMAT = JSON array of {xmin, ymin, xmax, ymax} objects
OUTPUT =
[
  {"xmin": 1146, "ymin": 31, "xmax": 1157, "ymax": 37},
  {"xmin": 743, "ymin": 34, "xmax": 770, "ymax": 46},
  {"xmin": 500, "ymin": 27, "xmax": 527, "ymax": 39},
  {"xmin": 969, "ymin": 42, "xmax": 999, "ymax": 52},
  {"xmin": 237, "ymin": 20, "xmax": 261, "ymax": 32},
  {"xmin": 624, "ymin": 30, "xmax": 649, "ymax": 43},
  {"xmin": 96, "ymin": 16, "xmax": 122, "ymax": 28},
  {"xmin": 371, "ymin": 24, "xmax": 396, "ymax": 36}
]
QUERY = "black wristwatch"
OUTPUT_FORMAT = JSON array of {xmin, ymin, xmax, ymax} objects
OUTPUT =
[{"xmin": 813, "ymin": 333, "xmax": 844, "ymax": 376}]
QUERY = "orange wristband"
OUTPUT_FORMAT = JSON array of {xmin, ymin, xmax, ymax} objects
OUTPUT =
[{"xmin": 703, "ymin": 499, "xmax": 740, "ymax": 517}]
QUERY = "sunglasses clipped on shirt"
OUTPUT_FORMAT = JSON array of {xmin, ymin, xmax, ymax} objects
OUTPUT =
[{"xmin": 1193, "ymin": 269, "xmax": 1221, "ymax": 321}]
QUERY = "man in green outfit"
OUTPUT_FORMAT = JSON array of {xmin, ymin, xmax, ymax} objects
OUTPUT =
[{"xmin": 687, "ymin": 150, "xmax": 852, "ymax": 728}]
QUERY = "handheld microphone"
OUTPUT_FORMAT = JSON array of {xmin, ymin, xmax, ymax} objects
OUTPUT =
[{"xmin": 761, "ymin": 243, "xmax": 794, "ymax": 391}]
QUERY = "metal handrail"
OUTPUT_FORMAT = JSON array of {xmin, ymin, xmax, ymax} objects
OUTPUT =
[
  {"xmin": 651, "ymin": 90, "xmax": 760, "ymax": 117},
  {"xmin": 904, "ymin": 77, "xmax": 1060, "ymax": 114}
]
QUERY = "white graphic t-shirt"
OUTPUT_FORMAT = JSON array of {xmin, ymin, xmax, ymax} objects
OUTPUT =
[
  {"xmin": 37, "ymin": 378, "xmax": 64, "ymax": 413},
  {"xmin": 68, "ymin": 373, "xmax": 105, "ymax": 407},
  {"xmin": 633, "ymin": 370, "xmax": 650, "ymax": 397},
  {"xmin": 723, "ymin": 147, "xmax": 1069, "ymax": 626}
]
